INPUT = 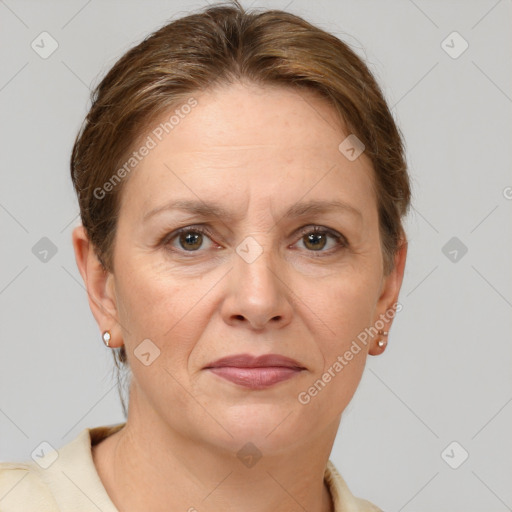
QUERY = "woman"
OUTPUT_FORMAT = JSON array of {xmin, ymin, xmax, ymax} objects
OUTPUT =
[{"xmin": 0, "ymin": 1, "xmax": 409, "ymax": 510}]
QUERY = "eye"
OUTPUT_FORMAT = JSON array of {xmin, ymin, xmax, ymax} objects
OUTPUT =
[
  {"xmin": 160, "ymin": 224, "xmax": 348, "ymax": 257},
  {"xmin": 294, "ymin": 226, "xmax": 347, "ymax": 255},
  {"xmin": 162, "ymin": 226, "xmax": 216, "ymax": 253}
]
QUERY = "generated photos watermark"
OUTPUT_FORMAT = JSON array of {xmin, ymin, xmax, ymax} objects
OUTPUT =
[
  {"xmin": 297, "ymin": 301, "xmax": 402, "ymax": 405},
  {"xmin": 93, "ymin": 97, "xmax": 198, "ymax": 200}
]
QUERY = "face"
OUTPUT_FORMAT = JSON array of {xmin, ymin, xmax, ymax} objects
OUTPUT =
[{"xmin": 77, "ymin": 81, "xmax": 405, "ymax": 454}]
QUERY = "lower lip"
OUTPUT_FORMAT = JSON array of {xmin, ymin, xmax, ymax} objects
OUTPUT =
[{"xmin": 206, "ymin": 366, "xmax": 303, "ymax": 389}]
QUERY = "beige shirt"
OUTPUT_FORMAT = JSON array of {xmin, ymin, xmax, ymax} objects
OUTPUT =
[{"xmin": 0, "ymin": 423, "xmax": 382, "ymax": 511}]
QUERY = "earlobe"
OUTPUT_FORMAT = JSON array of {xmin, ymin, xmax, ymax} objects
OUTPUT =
[
  {"xmin": 72, "ymin": 225, "xmax": 120, "ymax": 345},
  {"xmin": 368, "ymin": 329, "xmax": 388, "ymax": 355},
  {"xmin": 369, "ymin": 239, "xmax": 408, "ymax": 356}
]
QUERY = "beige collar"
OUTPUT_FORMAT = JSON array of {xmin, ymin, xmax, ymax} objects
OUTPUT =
[{"xmin": 30, "ymin": 423, "xmax": 379, "ymax": 511}]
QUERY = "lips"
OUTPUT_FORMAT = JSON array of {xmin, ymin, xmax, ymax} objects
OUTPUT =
[
  {"xmin": 204, "ymin": 353, "xmax": 305, "ymax": 370},
  {"xmin": 204, "ymin": 353, "xmax": 306, "ymax": 390}
]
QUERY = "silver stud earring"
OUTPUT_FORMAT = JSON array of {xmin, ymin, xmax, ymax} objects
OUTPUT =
[{"xmin": 102, "ymin": 330, "xmax": 111, "ymax": 347}]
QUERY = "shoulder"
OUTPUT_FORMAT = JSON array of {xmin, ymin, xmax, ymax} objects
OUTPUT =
[
  {"xmin": 0, "ymin": 461, "xmax": 59, "ymax": 511},
  {"xmin": 325, "ymin": 460, "xmax": 383, "ymax": 512},
  {"xmin": 0, "ymin": 423, "xmax": 125, "ymax": 512},
  {"xmin": 352, "ymin": 496, "xmax": 383, "ymax": 512}
]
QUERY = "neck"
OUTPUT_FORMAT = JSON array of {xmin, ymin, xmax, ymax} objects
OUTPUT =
[{"xmin": 93, "ymin": 389, "xmax": 339, "ymax": 512}]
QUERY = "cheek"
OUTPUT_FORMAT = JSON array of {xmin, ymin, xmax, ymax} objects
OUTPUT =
[
  {"xmin": 298, "ymin": 264, "xmax": 380, "ymax": 407},
  {"xmin": 114, "ymin": 257, "xmax": 209, "ymax": 354},
  {"xmin": 296, "ymin": 294, "xmax": 374, "ymax": 420},
  {"xmin": 300, "ymin": 258, "xmax": 381, "ymax": 342},
  {"xmin": 331, "ymin": 276, "xmax": 380, "ymax": 341}
]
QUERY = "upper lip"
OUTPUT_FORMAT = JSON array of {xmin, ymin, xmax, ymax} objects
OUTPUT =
[{"xmin": 204, "ymin": 353, "xmax": 305, "ymax": 370}]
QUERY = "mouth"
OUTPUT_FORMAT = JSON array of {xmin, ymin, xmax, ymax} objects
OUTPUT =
[{"xmin": 204, "ymin": 353, "xmax": 306, "ymax": 390}]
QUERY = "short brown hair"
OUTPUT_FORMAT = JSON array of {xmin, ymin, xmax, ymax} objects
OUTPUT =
[{"xmin": 70, "ymin": 0, "xmax": 411, "ymax": 415}]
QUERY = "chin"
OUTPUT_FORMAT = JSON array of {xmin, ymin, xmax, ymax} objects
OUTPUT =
[{"xmin": 205, "ymin": 404, "xmax": 313, "ymax": 453}]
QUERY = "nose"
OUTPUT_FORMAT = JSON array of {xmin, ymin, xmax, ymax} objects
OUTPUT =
[{"xmin": 221, "ymin": 241, "xmax": 293, "ymax": 331}]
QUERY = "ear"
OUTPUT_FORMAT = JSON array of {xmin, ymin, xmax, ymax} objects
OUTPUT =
[
  {"xmin": 368, "ymin": 239, "xmax": 408, "ymax": 356},
  {"xmin": 72, "ymin": 225, "xmax": 122, "ymax": 347}
]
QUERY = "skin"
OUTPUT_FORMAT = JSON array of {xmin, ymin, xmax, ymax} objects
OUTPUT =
[{"xmin": 73, "ymin": 81, "xmax": 407, "ymax": 512}]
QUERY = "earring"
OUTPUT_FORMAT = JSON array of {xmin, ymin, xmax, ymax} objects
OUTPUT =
[
  {"xmin": 102, "ymin": 330, "xmax": 111, "ymax": 347},
  {"xmin": 377, "ymin": 329, "xmax": 388, "ymax": 348}
]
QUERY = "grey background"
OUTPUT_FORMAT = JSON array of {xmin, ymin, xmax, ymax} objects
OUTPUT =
[{"xmin": 1, "ymin": 1, "xmax": 511, "ymax": 510}]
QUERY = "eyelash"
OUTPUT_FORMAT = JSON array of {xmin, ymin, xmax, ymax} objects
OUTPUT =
[{"xmin": 159, "ymin": 224, "xmax": 348, "ymax": 257}]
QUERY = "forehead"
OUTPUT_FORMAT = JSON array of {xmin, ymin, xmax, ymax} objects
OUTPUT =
[
  {"xmin": 168, "ymin": 81, "xmax": 349, "ymax": 152},
  {"xmin": 119, "ymin": 81, "xmax": 376, "ymax": 218}
]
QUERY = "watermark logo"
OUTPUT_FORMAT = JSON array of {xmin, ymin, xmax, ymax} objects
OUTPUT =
[
  {"xmin": 31, "ymin": 31, "xmax": 59, "ymax": 59},
  {"xmin": 338, "ymin": 134, "xmax": 365, "ymax": 161},
  {"xmin": 134, "ymin": 338, "xmax": 161, "ymax": 366},
  {"xmin": 441, "ymin": 31, "xmax": 469, "ymax": 59},
  {"xmin": 31, "ymin": 441, "xmax": 59, "ymax": 469},
  {"xmin": 32, "ymin": 237, "xmax": 58, "ymax": 263},
  {"xmin": 237, "ymin": 442, "xmax": 262, "ymax": 468},
  {"xmin": 442, "ymin": 237, "xmax": 468, "ymax": 263},
  {"xmin": 236, "ymin": 236, "xmax": 264, "ymax": 264},
  {"xmin": 441, "ymin": 441, "xmax": 469, "ymax": 469}
]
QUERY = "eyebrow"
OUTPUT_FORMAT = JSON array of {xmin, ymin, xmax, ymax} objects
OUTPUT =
[{"xmin": 142, "ymin": 198, "xmax": 362, "ymax": 223}]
